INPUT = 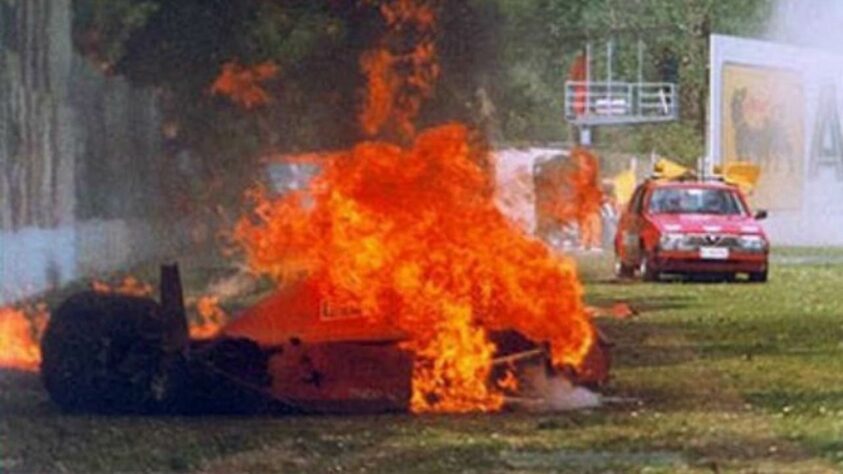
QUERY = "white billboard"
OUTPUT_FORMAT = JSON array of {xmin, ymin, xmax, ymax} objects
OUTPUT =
[{"xmin": 710, "ymin": 34, "xmax": 843, "ymax": 246}]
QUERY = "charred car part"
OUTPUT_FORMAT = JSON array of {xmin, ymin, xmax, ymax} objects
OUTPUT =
[{"xmin": 41, "ymin": 264, "xmax": 609, "ymax": 415}]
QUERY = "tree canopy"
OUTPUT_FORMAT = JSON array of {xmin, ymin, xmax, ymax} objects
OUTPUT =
[{"xmin": 71, "ymin": 0, "xmax": 773, "ymax": 183}]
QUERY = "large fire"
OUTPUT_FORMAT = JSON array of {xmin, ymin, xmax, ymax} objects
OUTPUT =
[
  {"xmin": 359, "ymin": 0, "xmax": 439, "ymax": 140},
  {"xmin": 0, "ymin": 0, "xmax": 599, "ymax": 416},
  {"xmin": 233, "ymin": 125, "xmax": 595, "ymax": 412},
  {"xmin": 231, "ymin": 0, "xmax": 596, "ymax": 413}
]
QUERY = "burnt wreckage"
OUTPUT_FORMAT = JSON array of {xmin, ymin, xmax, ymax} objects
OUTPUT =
[{"xmin": 40, "ymin": 265, "xmax": 610, "ymax": 414}]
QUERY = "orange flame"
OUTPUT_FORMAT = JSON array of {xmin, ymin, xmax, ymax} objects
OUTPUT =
[
  {"xmin": 0, "ymin": 304, "xmax": 48, "ymax": 371},
  {"xmin": 535, "ymin": 148, "xmax": 604, "ymax": 248},
  {"xmin": 190, "ymin": 295, "xmax": 229, "ymax": 339},
  {"xmin": 359, "ymin": 0, "xmax": 439, "ymax": 139},
  {"xmin": 210, "ymin": 60, "xmax": 279, "ymax": 110},
  {"xmin": 2, "ymin": 277, "xmax": 156, "ymax": 373},
  {"xmin": 234, "ymin": 124, "xmax": 595, "ymax": 413},
  {"xmin": 93, "ymin": 277, "xmax": 230, "ymax": 339},
  {"xmin": 92, "ymin": 276, "xmax": 153, "ymax": 298},
  {"xmin": 231, "ymin": 0, "xmax": 593, "ymax": 413},
  {"xmin": 0, "ymin": 275, "xmax": 234, "ymax": 374},
  {"xmin": 496, "ymin": 369, "xmax": 520, "ymax": 392}
]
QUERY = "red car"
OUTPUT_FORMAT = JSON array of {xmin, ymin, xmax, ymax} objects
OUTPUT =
[{"xmin": 614, "ymin": 177, "xmax": 769, "ymax": 282}]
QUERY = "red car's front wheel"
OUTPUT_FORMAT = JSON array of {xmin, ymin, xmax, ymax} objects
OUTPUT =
[
  {"xmin": 614, "ymin": 256, "xmax": 635, "ymax": 278},
  {"xmin": 749, "ymin": 270, "xmax": 768, "ymax": 283},
  {"xmin": 639, "ymin": 252, "xmax": 660, "ymax": 282}
]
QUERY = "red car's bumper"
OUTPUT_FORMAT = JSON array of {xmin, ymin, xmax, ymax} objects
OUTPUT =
[{"xmin": 652, "ymin": 250, "xmax": 768, "ymax": 274}]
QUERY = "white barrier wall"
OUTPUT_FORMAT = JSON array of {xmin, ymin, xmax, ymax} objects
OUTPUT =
[
  {"xmin": 0, "ymin": 228, "xmax": 77, "ymax": 304},
  {"xmin": 710, "ymin": 34, "xmax": 843, "ymax": 246},
  {"xmin": 0, "ymin": 220, "xmax": 188, "ymax": 305}
]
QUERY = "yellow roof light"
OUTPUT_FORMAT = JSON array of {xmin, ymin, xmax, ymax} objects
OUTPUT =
[
  {"xmin": 723, "ymin": 161, "xmax": 761, "ymax": 193},
  {"xmin": 653, "ymin": 158, "xmax": 691, "ymax": 180}
]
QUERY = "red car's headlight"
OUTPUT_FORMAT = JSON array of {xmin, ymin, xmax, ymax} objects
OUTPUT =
[
  {"xmin": 739, "ymin": 235, "xmax": 767, "ymax": 252},
  {"xmin": 659, "ymin": 233, "xmax": 693, "ymax": 251}
]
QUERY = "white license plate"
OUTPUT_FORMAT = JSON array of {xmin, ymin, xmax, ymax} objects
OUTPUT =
[{"xmin": 700, "ymin": 247, "xmax": 729, "ymax": 260}]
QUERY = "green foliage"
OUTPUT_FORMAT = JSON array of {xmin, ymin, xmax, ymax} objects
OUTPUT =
[
  {"xmin": 422, "ymin": 0, "xmax": 502, "ymax": 132},
  {"xmin": 246, "ymin": 6, "xmax": 347, "ymax": 62},
  {"xmin": 487, "ymin": 0, "xmax": 590, "ymax": 144},
  {"xmin": 72, "ymin": 0, "xmax": 158, "ymax": 67},
  {"xmin": 498, "ymin": 61, "xmax": 568, "ymax": 142},
  {"xmin": 71, "ymin": 1, "xmax": 378, "ymax": 211},
  {"xmin": 633, "ymin": 122, "xmax": 705, "ymax": 165},
  {"xmin": 69, "ymin": 0, "xmax": 775, "ymax": 208},
  {"xmin": 487, "ymin": 0, "xmax": 773, "ymax": 146}
]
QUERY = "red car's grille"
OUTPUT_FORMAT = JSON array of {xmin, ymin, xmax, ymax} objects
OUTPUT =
[{"xmin": 685, "ymin": 234, "xmax": 741, "ymax": 248}]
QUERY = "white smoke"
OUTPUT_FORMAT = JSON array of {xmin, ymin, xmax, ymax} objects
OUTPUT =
[
  {"xmin": 755, "ymin": 0, "xmax": 843, "ymax": 247},
  {"xmin": 767, "ymin": 0, "xmax": 843, "ymax": 52},
  {"xmin": 509, "ymin": 365, "xmax": 601, "ymax": 412}
]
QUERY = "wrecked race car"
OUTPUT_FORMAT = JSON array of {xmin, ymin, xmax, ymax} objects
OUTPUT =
[{"xmin": 40, "ymin": 264, "xmax": 610, "ymax": 415}]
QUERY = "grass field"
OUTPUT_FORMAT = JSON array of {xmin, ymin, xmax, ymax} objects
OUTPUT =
[{"xmin": 3, "ymin": 247, "xmax": 843, "ymax": 473}]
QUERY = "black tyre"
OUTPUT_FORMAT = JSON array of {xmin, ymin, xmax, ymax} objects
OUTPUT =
[
  {"xmin": 614, "ymin": 256, "xmax": 635, "ymax": 279},
  {"xmin": 639, "ymin": 253, "xmax": 660, "ymax": 282},
  {"xmin": 749, "ymin": 270, "xmax": 768, "ymax": 283},
  {"xmin": 41, "ymin": 292, "xmax": 188, "ymax": 414}
]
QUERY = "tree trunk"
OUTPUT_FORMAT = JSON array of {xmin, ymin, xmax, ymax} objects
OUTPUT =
[{"xmin": 0, "ymin": 0, "xmax": 74, "ymax": 230}]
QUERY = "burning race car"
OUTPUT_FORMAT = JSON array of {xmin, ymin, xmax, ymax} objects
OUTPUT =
[
  {"xmin": 39, "ymin": 264, "xmax": 611, "ymax": 415},
  {"xmin": 614, "ymin": 169, "xmax": 769, "ymax": 282}
]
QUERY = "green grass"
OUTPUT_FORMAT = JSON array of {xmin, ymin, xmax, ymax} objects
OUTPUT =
[{"xmin": 3, "ymin": 248, "xmax": 843, "ymax": 473}]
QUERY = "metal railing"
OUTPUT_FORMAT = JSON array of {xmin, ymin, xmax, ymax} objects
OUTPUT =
[{"xmin": 564, "ymin": 81, "xmax": 678, "ymax": 125}]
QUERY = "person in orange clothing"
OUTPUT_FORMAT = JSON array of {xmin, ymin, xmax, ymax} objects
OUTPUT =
[
  {"xmin": 579, "ymin": 210, "xmax": 602, "ymax": 251},
  {"xmin": 569, "ymin": 148, "xmax": 603, "ymax": 251},
  {"xmin": 568, "ymin": 51, "xmax": 588, "ymax": 116}
]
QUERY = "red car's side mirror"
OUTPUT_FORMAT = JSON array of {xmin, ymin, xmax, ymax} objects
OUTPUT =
[{"xmin": 754, "ymin": 210, "xmax": 768, "ymax": 220}]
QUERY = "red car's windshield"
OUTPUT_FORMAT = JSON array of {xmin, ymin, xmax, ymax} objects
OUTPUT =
[{"xmin": 648, "ymin": 187, "xmax": 746, "ymax": 215}]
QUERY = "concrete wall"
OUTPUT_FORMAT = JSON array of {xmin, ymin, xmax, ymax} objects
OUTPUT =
[{"xmin": 710, "ymin": 34, "xmax": 843, "ymax": 246}]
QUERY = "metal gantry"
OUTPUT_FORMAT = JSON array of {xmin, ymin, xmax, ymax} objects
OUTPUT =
[{"xmin": 564, "ymin": 39, "xmax": 679, "ymax": 132}]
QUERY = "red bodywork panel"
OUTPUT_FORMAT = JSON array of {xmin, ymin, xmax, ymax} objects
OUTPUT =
[
  {"xmin": 653, "ymin": 250, "xmax": 766, "ymax": 273},
  {"xmin": 223, "ymin": 279, "xmax": 412, "ymax": 413},
  {"xmin": 223, "ymin": 279, "xmax": 407, "ymax": 345},
  {"xmin": 222, "ymin": 278, "xmax": 611, "ymax": 412},
  {"xmin": 267, "ymin": 341, "xmax": 414, "ymax": 413}
]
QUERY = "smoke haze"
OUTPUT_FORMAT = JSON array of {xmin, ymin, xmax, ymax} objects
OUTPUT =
[{"xmin": 767, "ymin": 0, "xmax": 843, "ymax": 52}]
